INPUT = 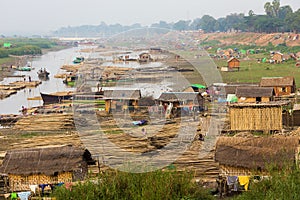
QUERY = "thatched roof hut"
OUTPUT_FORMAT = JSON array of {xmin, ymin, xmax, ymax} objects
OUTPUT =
[
  {"xmin": 227, "ymin": 57, "xmax": 240, "ymax": 69},
  {"xmin": 236, "ymin": 87, "xmax": 274, "ymax": 98},
  {"xmin": 229, "ymin": 102, "xmax": 289, "ymax": 131},
  {"xmin": 260, "ymin": 76, "xmax": 296, "ymax": 96},
  {"xmin": 0, "ymin": 145, "xmax": 94, "ymax": 176},
  {"xmin": 103, "ymin": 90, "xmax": 141, "ymax": 113},
  {"xmin": 215, "ymin": 136, "xmax": 299, "ymax": 173},
  {"xmin": 157, "ymin": 92, "xmax": 202, "ymax": 103},
  {"xmin": 235, "ymin": 86, "xmax": 274, "ymax": 103}
]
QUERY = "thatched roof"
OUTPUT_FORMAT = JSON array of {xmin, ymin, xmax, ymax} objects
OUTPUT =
[
  {"xmin": 215, "ymin": 136, "xmax": 299, "ymax": 170},
  {"xmin": 157, "ymin": 92, "xmax": 202, "ymax": 103},
  {"xmin": 236, "ymin": 86, "xmax": 274, "ymax": 97},
  {"xmin": 0, "ymin": 145, "xmax": 93, "ymax": 176},
  {"xmin": 104, "ymin": 90, "xmax": 141, "ymax": 100},
  {"xmin": 260, "ymin": 76, "xmax": 295, "ymax": 87}
]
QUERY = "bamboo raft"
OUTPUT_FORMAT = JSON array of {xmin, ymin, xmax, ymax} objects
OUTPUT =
[
  {"xmin": 9, "ymin": 81, "xmax": 42, "ymax": 88},
  {"xmin": 0, "ymin": 90, "xmax": 17, "ymax": 99}
]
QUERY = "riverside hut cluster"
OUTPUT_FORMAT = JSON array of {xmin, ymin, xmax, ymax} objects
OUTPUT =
[{"xmin": 1, "ymin": 42, "xmax": 300, "ymax": 199}]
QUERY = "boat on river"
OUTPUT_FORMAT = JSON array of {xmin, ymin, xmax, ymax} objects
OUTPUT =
[
  {"xmin": 73, "ymin": 56, "xmax": 84, "ymax": 64},
  {"xmin": 63, "ymin": 75, "xmax": 77, "ymax": 86},
  {"xmin": 40, "ymin": 92, "xmax": 73, "ymax": 104},
  {"xmin": 40, "ymin": 90, "xmax": 104, "ymax": 104},
  {"xmin": 37, "ymin": 68, "xmax": 50, "ymax": 78}
]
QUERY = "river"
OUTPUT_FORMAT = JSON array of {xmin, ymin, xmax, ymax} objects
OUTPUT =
[{"xmin": 0, "ymin": 46, "xmax": 92, "ymax": 115}]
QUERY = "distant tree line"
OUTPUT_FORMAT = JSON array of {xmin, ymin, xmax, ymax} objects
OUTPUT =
[{"xmin": 53, "ymin": 0, "xmax": 300, "ymax": 37}]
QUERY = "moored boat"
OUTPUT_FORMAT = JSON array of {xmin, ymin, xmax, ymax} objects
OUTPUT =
[
  {"xmin": 63, "ymin": 75, "xmax": 78, "ymax": 86},
  {"xmin": 40, "ymin": 92, "xmax": 73, "ymax": 104},
  {"xmin": 37, "ymin": 68, "xmax": 50, "ymax": 78},
  {"xmin": 73, "ymin": 56, "xmax": 84, "ymax": 64}
]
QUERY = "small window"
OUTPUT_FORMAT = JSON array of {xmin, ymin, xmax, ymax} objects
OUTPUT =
[
  {"xmin": 256, "ymin": 97, "xmax": 262, "ymax": 102},
  {"xmin": 282, "ymin": 87, "xmax": 286, "ymax": 92}
]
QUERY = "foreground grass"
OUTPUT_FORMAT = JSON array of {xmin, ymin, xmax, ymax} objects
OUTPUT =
[
  {"xmin": 234, "ymin": 167, "xmax": 300, "ymax": 200},
  {"xmin": 52, "ymin": 170, "xmax": 214, "ymax": 200}
]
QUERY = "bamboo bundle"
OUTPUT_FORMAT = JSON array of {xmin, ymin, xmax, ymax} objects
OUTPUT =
[{"xmin": 13, "ymin": 113, "xmax": 75, "ymax": 131}]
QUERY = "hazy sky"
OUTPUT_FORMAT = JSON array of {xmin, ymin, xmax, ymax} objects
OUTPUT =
[{"xmin": 1, "ymin": 0, "xmax": 299, "ymax": 35}]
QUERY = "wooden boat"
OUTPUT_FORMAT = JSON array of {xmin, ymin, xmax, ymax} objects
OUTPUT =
[
  {"xmin": 17, "ymin": 66, "xmax": 32, "ymax": 71},
  {"xmin": 40, "ymin": 91, "xmax": 104, "ymax": 104},
  {"xmin": 73, "ymin": 56, "xmax": 84, "ymax": 64},
  {"xmin": 63, "ymin": 75, "xmax": 77, "ymax": 86},
  {"xmin": 40, "ymin": 92, "xmax": 73, "ymax": 104},
  {"xmin": 37, "ymin": 69, "xmax": 50, "ymax": 78}
]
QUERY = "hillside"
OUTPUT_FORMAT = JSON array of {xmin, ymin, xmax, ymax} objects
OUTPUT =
[{"xmin": 197, "ymin": 32, "xmax": 300, "ymax": 47}]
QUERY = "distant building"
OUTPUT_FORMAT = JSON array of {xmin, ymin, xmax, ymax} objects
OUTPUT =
[
  {"xmin": 235, "ymin": 86, "xmax": 274, "ymax": 103},
  {"xmin": 272, "ymin": 52, "xmax": 283, "ymax": 63},
  {"xmin": 227, "ymin": 57, "xmax": 240, "ymax": 70},
  {"xmin": 103, "ymin": 90, "xmax": 141, "ymax": 113},
  {"xmin": 260, "ymin": 76, "xmax": 296, "ymax": 97}
]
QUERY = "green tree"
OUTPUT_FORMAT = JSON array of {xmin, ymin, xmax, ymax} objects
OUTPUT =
[
  {"xmin": 199, "ymin": 15, "xmax": 217, "ymax": 32},
  {"xmin": 173, "ymin": 20, "xmax": 191, "ymax": 31},
  {"xmin": 264, "ymin": 2, "xmax": 273, "ymax": 16},
  {"xmin": 285, "ymin": 9, "xmax": 300, "ymax": 33},
  {"xmin": 278, "ymin": 5, "xmax": 293, "ymax": 19},
  {"xmin": 264, "ymin": 0, "xmax": 281, "ymax": 17}
]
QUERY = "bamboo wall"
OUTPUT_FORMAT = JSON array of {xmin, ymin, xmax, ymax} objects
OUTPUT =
[
  {"xmin": 9, "ymin": 172, "xmax": 72, "ymax": 191},
  {"xmin": 238, "ymin": 97, "xmax": 270, "ymax": 103},
  {"xmin": 230, "ymin": 106, "xmax": 282, "ymax": 131}
]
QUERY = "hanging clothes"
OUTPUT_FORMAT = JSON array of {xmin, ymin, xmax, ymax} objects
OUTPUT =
[
  {"xmin": 17, "ymin": 191, "xmax": 31, "ymax": 200},
  {"xmin": 238, "ymin": 176, "xmax": 250, "ymax": 191},
  {"xmin": 29, "ymin": 185, "xmax": 38, "ymax": 194},
  {"xmin": 10, "ymin": 192, "xmax": 18, "ymax": 200},
  {"xmin": 226, "ymin": 176, "xmax": 238, "ymax": 191}
]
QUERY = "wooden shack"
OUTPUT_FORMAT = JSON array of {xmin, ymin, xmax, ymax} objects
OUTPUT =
[
  {"xmin": 157, "ymin": 92, "xmax": 204, "ymax": 116},
  {"xmin": 215, "ymin": 136, "xmax": 299, "ymax": 196},
  {"xmin": 229, "ymin": 102, "xmax": 288, "ymax": 131},
  {"xmin": 104, "ymin": 90, "xmax": 141, "ymax": 113},
  {"xmin": 273, "ymin": 52, "xmax": 283, "ymax": 63},
  {"xmin": 260, "ymin": 76, "xmax": 296, "ymax": 97},
  {"xmin": 235, "ymin": 86, "xmax": 274, "ymax": 103},
  {"xmin": 283, "ymin": 104, "xmax": 300, "ymax": 127},
  {"xmin": 227, "ymin": 57, "xmax": 240, "ymax": 70},
  {"xmin": 0, "ymin": 145, "xmax": 94, "ymax": 192},
  {"xmin": 215, "ymin": 136, "xmax": 298, "ymax": 176}
]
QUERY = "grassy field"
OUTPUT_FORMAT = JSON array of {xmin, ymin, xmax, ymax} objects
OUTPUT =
[
  {"xmin": 213, "ymin": 56, "xmax": 300, "ymax": 85},
  {"xmin": 0, "ymin": 57, "xmax": 15, "ymax": 66}
]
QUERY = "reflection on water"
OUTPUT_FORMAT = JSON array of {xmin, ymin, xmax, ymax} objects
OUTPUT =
[{"xmin": 0, "ymin": 47, "xmax": 89, "ymax": 114}]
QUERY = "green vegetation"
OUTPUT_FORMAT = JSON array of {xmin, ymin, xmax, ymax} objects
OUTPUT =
[
  {"xmin": 234, "ymin": 167, "xmax": 300, "ymax": 200},
  {"xmin": 220, "ymin": 59, "xmax": 299, "ymax": 83},
  {"xmin": 0, "ymin": 38, "xmax": 60, "ymax": 59},
  {"xmin": 52, "ymin": 170, "xmax": 214, "ymax": 200}
]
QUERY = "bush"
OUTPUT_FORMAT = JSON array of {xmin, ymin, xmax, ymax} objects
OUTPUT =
[{"xmin": 52, "ymin": 170, "xmax": 214, "ymax": 200}]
